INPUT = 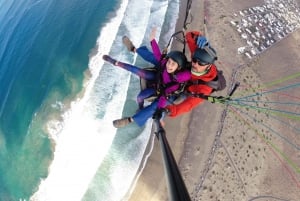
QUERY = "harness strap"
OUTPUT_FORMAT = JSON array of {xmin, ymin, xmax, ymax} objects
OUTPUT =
[
  {"xmin": 189, "ymin": 77, "xmax": 219, "ymax": 90},
  {"xmin": 186, "ymin": 92, "xmax": 209, "ymax": 100}
]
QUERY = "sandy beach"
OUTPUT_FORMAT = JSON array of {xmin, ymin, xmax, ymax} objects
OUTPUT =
[{"xmin": 128, "ymin": 0, "xmax": 300, "ymax": 200}]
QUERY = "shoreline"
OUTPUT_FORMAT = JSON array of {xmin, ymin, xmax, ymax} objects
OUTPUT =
[{"xmin": 127, "ymin": 0, "xmax": 194, "ymax": 200}]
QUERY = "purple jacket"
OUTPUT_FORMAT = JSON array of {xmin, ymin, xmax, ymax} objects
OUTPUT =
[{"xmin": 150, "ymin": 39, "xmax": 191, "ymax": 108}]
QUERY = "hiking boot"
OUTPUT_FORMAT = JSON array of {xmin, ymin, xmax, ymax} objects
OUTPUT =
[
  {"xmin": 122, "ymin": 36, "xmax": 135, "ymax": 52},
  {"xmin": 103, "ymin": 55, "xmax": 118, "ymax": 65},
  {"xmin": 113, "ymin": 117, "xmax": 132, "ymax": 128}
]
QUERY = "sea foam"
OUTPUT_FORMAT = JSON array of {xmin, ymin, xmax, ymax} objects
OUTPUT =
[{"xmin": 31, "ymin": 1, "xmax": 129, "ymax": 201}]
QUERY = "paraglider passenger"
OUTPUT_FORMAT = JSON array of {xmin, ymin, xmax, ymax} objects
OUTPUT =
[
  {"xmin": 165, "ymin": 31, "xmax": 219, "ymax": 117},
  {"xmin": 103, "ymin": 36, "xmax": 190, "ymax": 128}
]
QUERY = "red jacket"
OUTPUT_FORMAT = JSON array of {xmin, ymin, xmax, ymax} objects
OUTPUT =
[
  {"xmin": 186, "ymin": 31, "xmax": 201, "ymax": 56},
  {"xmin": 166, "ymin": 31, "xmax": 218, "ymax": 117}
]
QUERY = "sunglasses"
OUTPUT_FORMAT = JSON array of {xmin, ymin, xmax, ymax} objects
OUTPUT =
[{"xmin": 192, "ymin": 58, "xmax": 209, "ymax": 66}]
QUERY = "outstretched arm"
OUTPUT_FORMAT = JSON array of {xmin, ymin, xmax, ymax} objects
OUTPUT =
[
  {"xmin": 165, "ymin": 83, "xmax": 214, "ymax": 117},
  {"xmin": 186, "ymin": 31, "xmax": 201, "ymax": 56},
  {"xmin": 134, "ymin": 27, "xmax": 162, "ymax": 65},
  {"xmin": 185, "ymin": 31, "xmax": 210, "ymax": 56},
  {"xmin": 150, "ymin": 39, "xmax": 162, "ymax": 62},
  {"xmin": 166, "ymin": 96, "xmax": 204, "ymax": 117}
]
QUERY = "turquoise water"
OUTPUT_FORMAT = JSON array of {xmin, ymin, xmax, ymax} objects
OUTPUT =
[
  {"xmin": 0, "ymin": 0, "xmax": 118, "ymax": 199},
  {"xmin": 0, "ymin": 0, "xmax": 180, "ymax": 200}
]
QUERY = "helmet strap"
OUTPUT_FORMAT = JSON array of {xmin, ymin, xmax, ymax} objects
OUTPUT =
[{"xmin": 206, "ymin": 64, "xmax": 212, "ymax": 71}]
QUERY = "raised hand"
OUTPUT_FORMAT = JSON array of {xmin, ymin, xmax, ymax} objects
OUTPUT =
[{"xmin": 196, "ymin": 36, "xmax": 210, "ymax": 48}]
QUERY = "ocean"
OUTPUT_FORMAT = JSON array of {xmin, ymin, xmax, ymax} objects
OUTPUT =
[{"xmin": 0, "ymin": 0, "xmax": 180, "ymax": 200}]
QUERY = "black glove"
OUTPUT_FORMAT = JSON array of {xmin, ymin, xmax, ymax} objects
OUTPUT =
[{"xmin": 152, "ymin": 108, "xmax": 169, "ymax": 120}]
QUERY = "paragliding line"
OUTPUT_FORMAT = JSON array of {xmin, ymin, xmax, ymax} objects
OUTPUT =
[
  {"xmin": 229, "ymin": 106, "xmax": 300, "ymax": 173},
  {"xmin": 228, "ymin": 106, "xmax": 300, "ymax": 188}
]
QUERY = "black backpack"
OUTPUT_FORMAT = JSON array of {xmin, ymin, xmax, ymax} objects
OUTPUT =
[{"xmin": 207, "ymin": 70, "xmax": 227, "ymax": 91}]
